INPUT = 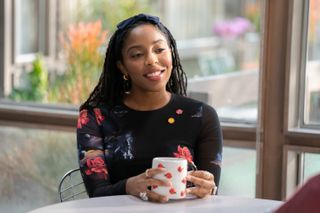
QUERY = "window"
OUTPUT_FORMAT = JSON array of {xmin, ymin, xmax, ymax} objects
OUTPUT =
[
  {"xmin": 219, "ymin": 145, "xmax": 256, "ymax": 197},
  {"xmin": 3, "ymin": 0, "xmax": 263, "ymax": 125},
  {"xmin": 0, "ymin": 126, "xmax": 77, "ymax": 212},
  {"xmin": 170, "ymin": 0, "xmax": 263, "ymax": 123},
  {"xmin": 1, "ymin": 0, "xmax": 319, "ymax": 207},
  {"xmin": 287, "ymin": 0, "xmax": 320, "ymax": 131},
  {"xmin": 281, "ymin": 0, "xmax": 320, "ymax": 199},
  {"xmin": 304, "ymin": 0, "xmax": 320, "ymax": 126},
  {"xmin": 284, "ymin": 145, "xmax": 320, "ymax": 199},
  {"xmin": 14, "ymin": 0, "xmax": 48, "ymax": 63}
]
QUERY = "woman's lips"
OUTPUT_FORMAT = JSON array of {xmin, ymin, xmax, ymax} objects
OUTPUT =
[{"xmin": 144, "ymin": 70, "xmax": 165, "ymax": 81}]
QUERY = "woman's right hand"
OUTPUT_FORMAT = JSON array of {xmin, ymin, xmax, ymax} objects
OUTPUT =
[{"xmin": 125, "ymin": 168, "xmax": 172, "ymax": 203}]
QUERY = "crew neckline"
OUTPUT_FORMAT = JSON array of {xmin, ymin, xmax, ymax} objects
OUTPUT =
[{"xmin": 121, "ymin": 93, "xmax": 175, "ymax": 113}]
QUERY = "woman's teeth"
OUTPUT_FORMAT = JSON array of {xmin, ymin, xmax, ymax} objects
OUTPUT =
[{"xmin": 146, "ymin": 71, "xmax": 161, "ymax": 77}]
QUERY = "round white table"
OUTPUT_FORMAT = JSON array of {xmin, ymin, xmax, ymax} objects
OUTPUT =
[{"xmin": 29, "ymin": 195, "xmax": 283, "ymax": 213}]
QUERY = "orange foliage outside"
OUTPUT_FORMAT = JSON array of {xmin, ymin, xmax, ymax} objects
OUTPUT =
[{"xmin": 54, "ymin": 21, "xmax": 108, "ymax": 104}]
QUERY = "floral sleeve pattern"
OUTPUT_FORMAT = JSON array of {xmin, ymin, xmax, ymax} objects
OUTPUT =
[
  {"xmin": 77, "ymin": 107, "xmax": 112, "ymax": 196},
  {"xmin": 85, "ymin": 156, "xmax": 108, "ymax": 179}
]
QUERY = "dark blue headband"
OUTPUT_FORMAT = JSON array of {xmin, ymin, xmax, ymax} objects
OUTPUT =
[{"xmin": 117, "ymin": 13, "xmax": 160, "ymax": 30}]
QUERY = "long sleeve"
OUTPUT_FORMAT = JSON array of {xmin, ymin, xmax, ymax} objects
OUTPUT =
[
  {"xmin": 77, "ymin": 107, "xmax": 126, "ymax": 197},
  {"xmin": 194, "ymin": 104, "xmax": 223, "ymax": 187}
]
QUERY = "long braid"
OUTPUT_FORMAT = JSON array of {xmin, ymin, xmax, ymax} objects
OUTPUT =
[{"xmin": 163, "ymin": 25, "xmax": 187, "ymax": 96}]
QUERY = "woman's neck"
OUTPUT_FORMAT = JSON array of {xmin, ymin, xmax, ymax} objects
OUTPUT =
[{"xmin": 123, "ymin": 91, "xmax": 171, "ymax": 111}]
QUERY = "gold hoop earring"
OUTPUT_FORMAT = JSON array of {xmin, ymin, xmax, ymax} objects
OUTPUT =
[
  {"xmin": 123, "ymin": 74, "xmax": 129, "ymax": 81},
  {"xmin": 123, "ymin": 74, "xmax": 131, "ymax": 94}
]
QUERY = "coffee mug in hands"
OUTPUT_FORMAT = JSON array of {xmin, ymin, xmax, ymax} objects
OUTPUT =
[{"xmin": 152, "ymin": 157, "xmax": 188, "ymax": 199}]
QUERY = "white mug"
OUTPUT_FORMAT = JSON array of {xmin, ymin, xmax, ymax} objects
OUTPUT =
[{"xmin": 151, "ymin": 157, "xmax": 188, "ymax": 199}]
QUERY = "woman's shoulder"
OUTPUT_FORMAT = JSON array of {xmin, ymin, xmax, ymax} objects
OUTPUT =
[
  {"xmin": 173, "ymin": 94, "xmax": 215, "ymax": 111},
  {"xmin": 79, "ymin": 102, "xmax": 112, "ymax": 115}
]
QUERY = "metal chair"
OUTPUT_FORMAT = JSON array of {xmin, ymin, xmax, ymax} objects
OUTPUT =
[{"xmin": 58, "ymin": 168, "xmax": 88, "ymax": 202}]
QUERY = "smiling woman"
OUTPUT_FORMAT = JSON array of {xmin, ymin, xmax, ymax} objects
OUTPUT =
[{"xmin": 76, "ymin": 14, "xmax": 223, "ymax": 203}]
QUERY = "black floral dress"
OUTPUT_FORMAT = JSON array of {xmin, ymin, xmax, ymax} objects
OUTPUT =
[{"xmin": 77, "ymin": 94, "xmax": 223, "ymax": 197}]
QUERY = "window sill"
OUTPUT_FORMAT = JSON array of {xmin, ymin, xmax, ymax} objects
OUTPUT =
[{"xmin": 0, "ymin": 100, "xmax": 78, "ymax": 130}]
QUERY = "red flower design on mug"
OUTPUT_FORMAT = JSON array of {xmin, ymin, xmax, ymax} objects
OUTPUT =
[
  {"xmin": 77, "ymin": 109, "xmax": 89, "ymax": 129},
  {"xmin": 177, "ymin": 166, "xmax": 184, "ymax": 173},
  {"xmin": 93, "ymin": 108, "xmax": 105, "ymax": 125},
  {"xmin": 157, "ymin": 163, "xmax": 165, "ymax": 168},
  {"xmin": 165, "ymin": 172, "xmax": 172, "ymax": 179},
  {"xmin": 182, "ymin": 177, "xmax": 187, "ymax": 184},
  {"xmin": 169, "ymin": 188, "xmax": 176, "ymax": 194},
  {"xmin": 173, "ymin": 145, "xmax": 197, "ymax": 170},
  {"xmin": 85, "ymin": 157, "xmax": 108, "ymax": 179}
]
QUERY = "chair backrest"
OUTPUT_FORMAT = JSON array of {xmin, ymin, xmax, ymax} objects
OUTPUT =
[{"xmin": 58, "ymin": 168, "xmax": 88, "ymax": 202}]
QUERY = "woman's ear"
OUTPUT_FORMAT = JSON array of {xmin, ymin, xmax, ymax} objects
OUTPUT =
[{"xmin": 117, "ymin": 61, "xmax": 126, "ymax": 75}]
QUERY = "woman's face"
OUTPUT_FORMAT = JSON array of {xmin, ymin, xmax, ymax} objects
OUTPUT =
[{"xmin": 117, "ymin": 24, "xmax": 173, "ymax": 95}]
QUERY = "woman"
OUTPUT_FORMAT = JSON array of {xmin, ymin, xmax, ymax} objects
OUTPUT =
[{"xmin": 77, "ymin": 13, "xmax": 223, "ymax": 203}]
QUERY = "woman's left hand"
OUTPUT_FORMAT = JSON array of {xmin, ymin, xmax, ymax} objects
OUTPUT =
[{"xmin": 186, "ymin": 170, "xmax": 216, "ymax": 198}]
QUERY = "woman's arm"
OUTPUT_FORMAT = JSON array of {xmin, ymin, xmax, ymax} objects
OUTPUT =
[
  {"xmin": 195, "ymin": 104, "xmax": 223, "ymax": 186},
  {"xmin": 77, "ymin": 107, "xmax": 126, "ymax": 197},
  {"xmin": 187, "ymin": 104, "xmax": 223, "ymax": 197}
]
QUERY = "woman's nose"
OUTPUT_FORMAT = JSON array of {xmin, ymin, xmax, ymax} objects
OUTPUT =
[{"xmin": 145, "ymin": 52, "xmax": 158, "ymax": 65}]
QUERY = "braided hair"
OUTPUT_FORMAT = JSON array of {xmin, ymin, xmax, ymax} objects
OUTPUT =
[{"xmin": 80, "ymin": 14, "xmax": 187, "ymax": 110}]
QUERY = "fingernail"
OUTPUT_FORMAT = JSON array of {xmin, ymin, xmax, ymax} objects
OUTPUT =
[{"xmin": 163, "ymin": 197, "xmax": 169, "ymax": 202}]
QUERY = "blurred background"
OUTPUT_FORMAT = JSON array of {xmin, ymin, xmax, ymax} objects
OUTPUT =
[{"xmin": 0, "ymin": 0, "xmax": 319, "ymax": 212}]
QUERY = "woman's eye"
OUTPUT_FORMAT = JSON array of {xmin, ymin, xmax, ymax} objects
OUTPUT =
[
  {"xmin": 131, "ymin": 53, "xmax": 142, "ymax": 58},
  {"xmin": 155, "ymin": 48, "xmax": 165, "ymax": 53}
]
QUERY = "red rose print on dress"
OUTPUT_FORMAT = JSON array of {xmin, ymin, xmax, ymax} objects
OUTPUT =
[
  {"xmin": 77, "ymin": 109, "xmax": 89, "ymax": 129},
  {"xmin": 85, "ymin": 157, "xmax": 108, "ymax": 179},
  {"xmin": 93, "ymin": 108, "xmax": 105, "ymax": 125},
  {"xmin": 173, "ymin": 145, "xmax": 197, "ymax": 170}
]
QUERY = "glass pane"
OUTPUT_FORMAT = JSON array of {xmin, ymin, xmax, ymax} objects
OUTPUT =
[
  {"xmin": 184, "ymin": 0, "xmax": 262, "ymax": 123},
  {"xmin": 6, "ymin": 0, "xmax": 262, "ymax": 125},
  {"xmin": 303, "ymin": 152, "xmax": 320, "ymax": 181},
  {"xmin": 219, "ymin": 146, "xmax": 256, "ymax": 197},
  {"xmin": 305, "ymin": 0, "xmax": 320, "ymax": 125},
  {"xmin": 15, "ymin": 0, "xmax": 38, "ymax": 55},
  {"xmin": 0, "ymin": 126, "xmax": 77, "ymax": 213}
]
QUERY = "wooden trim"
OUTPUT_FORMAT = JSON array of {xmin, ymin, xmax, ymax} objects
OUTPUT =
[
  {"xmin": 223, "ymin": 139, "xmax": 255, "ymax": 149},
  {"xmin": 284, "ymin": 0, "xmax": 304, "ymax": 131},
  {"xmin": 0, "ymin": 101, "xmax": 258, "ymax": 142},
  {"xmin": 257, "ymin": 0, "xmax": 290, "ymax": 200},
  {"xmin": 286, "ymin": 131, "xmax": 320, "ymax": 147},
  {"xmin": 221, "ymin": 124, "xmax": 256, "ymax": 141},
  {"xmin": 0, "ymin": 101, "xmax": 78, "ymax": 130},
  {"xmin": 0, "ymin": 0, "xmax": 12, "ymax": 97}
]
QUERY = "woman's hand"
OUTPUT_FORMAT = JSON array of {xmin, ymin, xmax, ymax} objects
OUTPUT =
[
  {"xmin": 126, "ymin": 168, "xmax": 172, "ymax": 203},
  {"xmin": 186, "ymin": 170, "xmax": 216, "ymax": 198}
]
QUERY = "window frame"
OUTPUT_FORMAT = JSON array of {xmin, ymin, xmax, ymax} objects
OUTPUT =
[
  {"xmin": 1, "ymin": 0, "xmax": 320, "ymax": 202},
  {"xmin": 286, "ymin": 0, "xmax": 320, "ymax": 133},
  {"xmin": 299, "ymin": 0, "xmax": 320, "ymax": 129},
  {"xmin": 282, "ymin": 144, "xmax": 320, "ymax": 199}
]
